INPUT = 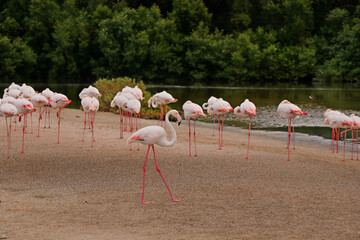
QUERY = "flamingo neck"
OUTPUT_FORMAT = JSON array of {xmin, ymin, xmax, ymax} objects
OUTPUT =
[{"xmin": 161, "ymin": 111, "xmax": 177, "ymax": 147}]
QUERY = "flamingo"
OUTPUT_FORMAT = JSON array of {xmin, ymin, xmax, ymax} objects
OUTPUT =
[
  {"xmin": 30, "ymin": 93, "xmax": 49, "ymax": 137},
  {"xmin": 182, "ymin": 100, "xmax": 205, "ymax": 157},
  {"xmin": 350, "ymin": 114, "xmax": 360, "ymax": 161},
  {"xmin": 209, "ymin": 98, "xmax": 233, "ymax": 150},
  {"xmin": 202, "ymin": 96, "xmax": 218, "ymax": 136},
  {"xmin": 111, "ymin": 93, "xmax": 129, "ymax": 139},
  {"xmin": 81, "ymin": 97, "xmax": 99, "ymax": 147},
  {"xmin": 127, "ymin": 110, "xmax": 182, "ymax": 204},
  {"xmin": 234, "ymin": 99, "xmax": 256, "ymax": 159},
  {"xmin": 0, "ymin": 102, "xmax": 17, "ymax": 156},
  {"xmin": 338, "ymin": 114, "xmax": 354, "ymax": 162},
  {"xmin": 124, "ymin": 98, "xmax": 141, "ymax": 151},
  {"xmin": 79, "ymin": 85, "xmax": 102, "ymax": 99},
  {"xmin": 6, "ymin": 88, "xmax": 21, "ymax": 98},
  {"xmin": 42, "ymin": 88, "xmax": 55, "ymax": 128},
  {"xmin": 13, "ymin": 98, "xmax": 36, "ymax": 153},
  {"xmin": 324, "ymin": 109, "xmax": 341, "ymax": 153},
  {"xmin": 277, "ymin": 100, "xmax": 307, "ymax": 161},
  {"xmin": 148, "ymin": 91, "xmax": 177, "ymax": 127},
  {"xmin": 50, "ymin": 93, "xmax": 72, "ymax": 144}
]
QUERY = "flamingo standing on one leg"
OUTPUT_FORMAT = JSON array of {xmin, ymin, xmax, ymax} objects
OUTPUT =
[
  {"xmin": 13, "ymin": 98, "xmax": 36, "ymax": 153},
  {"xmin": 0, "ymin": 102, "xmax": 18, "ymax": 156},
  {"xmin": 234, "ymin": 99, "xmax": 256, "ymax": 159},
  {"xmin": 30, "ymin": 93, "xmax": 49, "ymax": 137},
  {"xmin": 182, "ymin": 100, "xmax": 205, "ymax": 157},
  {"xmin": 127, "ymin": 110, "xmax": 182, "ymax": 204},
  {"xmin": 50, "ymin": 93, "xmax": 72, "ymax": 144},
  {"xmin": 148, "ymin": 91, "xmax": 177, "ymax": 128},
  {"xmin": 277, "ymin": 100, "xmax": 307, "ymax": 161},
  {"xmin": 209, "ymin": 98, "xmax": 233, "ymax": 150},
  {"xmin": 202, "ymin": 96, "xmax": 218, "ymax": 136},
  {"xmin": 324, "ymin": 109, "xmax": 341, "ymax": 153},
  {"xmin": 81, "ymin": 96, "xmax": 99, "ymax": 147}
]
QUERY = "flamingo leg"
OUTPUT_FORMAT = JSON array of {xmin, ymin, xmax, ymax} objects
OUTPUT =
[
  {"xmin": 44, "ymin": 108, "xmax": 47, "ymax": 128},
  {"xmin": 285, "ymin": 118, "xmax": 291, "ymax": 161},
  {"xmin": 165, "ymin": 105, "xmax": 168, "ymax": 129},
  {"xmin": 6, "ymin": 118, "xmax": 10, "ymax": 157},
  {"xmin": 120, "ymin": 108, "xmax": 123, "ymax": 139},
  {"xmin": 141, "ymin": 145, "xmax": 151, "ymax": 204},
  {"xmin": 57, "ymin": 112, "xmax": 61, "ymax": 144},
  {"xmin": 158, "ymin": 105, "xmax": 164, "ymax": 126},
  {"xmin": 221, "ymin": 115, "xmax": 225, "ymax": 147},
  {"xmin": 194, "ymin": 119, "xmax": 198, "ymax": 157},
  {"xmin": 351, "ymin": 129, "xmax": 354, "ymax": 160},
  {"xmin": 20, "ymin": 114, "xmax": 26, "ymax": 154},
  {"xmin": 212, "ymin": 115, "xmax": 215, "ymax": 136},
  {"xmin": 30, "ymin": 112, "xmax": 33, "ymax": 134},
  {"xmin": 82, "ymin": 112, "xmax": 87, "ymax": 142},
  {"xmin": 188, "ymin": 119, "xmax": 191, "ymax": 157},
  {"xmin": 331, "ymin": 128, "xmax": 335, "ymax": 152},
  {"xmin": 14, "ymin": 116, "xmax": 17, "ymax": 131},
  {"xmin": 48, "ymin": 108, "xmax": 51, "ymax": 128},
  {"xmin": 292, "ymin": 122, "xmax": 295, "ymax": 150},
  {"xmin": 91, "ymin": 112, "xmax": 95, "ymax": 147},
  {"xmin": 245, "ymin": 117, "xmax": 252, "ymax": 159},
  {"xmin": 217, "ymin": 115, "xmax": 221, "ymax": 150},
  {"xmin": 37, "ymin": 107, "xmax": 41, "ymax": 137},
  {"xmin": 356, "ymin": 129, "xmax": 359, "ymax": 161},
  {"xmin": 124, "ymin": 111, "xmax": 127, "ymax": 132},
  {"xmin": 336, "ymin": 128, "xmax": 339, "ymax": 153},
  {"xmin": 152, "ymin": 146, "xmax": 179, "ymax": 202},
  {"xmin": 342, "ymin": 130, "xmax": 347, "ymax": 162}
]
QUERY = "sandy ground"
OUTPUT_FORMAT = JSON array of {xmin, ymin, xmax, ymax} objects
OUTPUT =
[{"xmin": 0, "ymin": 108, "xmax": 359, "ymax": 240}]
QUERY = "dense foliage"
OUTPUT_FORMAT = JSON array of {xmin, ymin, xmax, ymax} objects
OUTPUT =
[{"xmin": 0, "ymin": 0, "xmax": 360, "ymax": 85}]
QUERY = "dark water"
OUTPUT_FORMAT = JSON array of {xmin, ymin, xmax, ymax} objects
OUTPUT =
[{"xmin": 2, "ymin": 83, "xmax": 359, "ymax": 140}]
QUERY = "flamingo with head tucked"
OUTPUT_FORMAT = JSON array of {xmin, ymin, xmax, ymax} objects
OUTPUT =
[
  {"xmin": 0, "ymin": 102, "xmax": 17, "ymax": 156},
  {"xmin": 81, "ymin": 96, "xmax": 99, "ymax": 147},
  {"xmin": 209, "ymin": 98, "xmax": 233, "ymax": 150},
  {"xmin": 202, "ymin": 96, "xmax": 218, "ymax": 136},
  {"xmin": 30, "ymin": 93, "xmax": 49, "ymax": 137},
  {"xmin": 234, "ymin": 99, "xmax": 256, "ymax": 159},
  {"xmin": 350, "ymin": 114, "xmax": 360, "ymax": 161},
  {"xmin": 42, "ymin": 88, "xmax": 55, "ymax": 128},
  {"xmin": 111, "ymin": 93, "xmax": 129, "ymax": 139},
  {"xmin": 50, "ymin": 93, "xmax": 71, "ymax": 144},
  {"xmin": 127, "ymin": 110, "xmax": 182, "ymax": 204},
  {"xmin": 182, "ymin": 100, "xmax": 205, "ymax": 157},
  {"xmin": 277, "ymin": 100, "xmax": 307, "ymax": 161}
]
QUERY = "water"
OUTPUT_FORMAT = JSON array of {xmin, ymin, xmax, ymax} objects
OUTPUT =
[{"xmin": 2, "ymin": 83, "xmax": 359, "ymax": 140}]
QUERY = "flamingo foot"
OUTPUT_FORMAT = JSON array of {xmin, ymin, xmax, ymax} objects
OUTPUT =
[
  {"xmin": 244, "ymin": 157, "xmax": 251, "ymax": 160},
  {"xmin": 194, "ymin": 154, "xmax": 198, "ymax": 157},
  {"xmin": 218, "ymin": 147, "xmax": 222, "ymax": 150},
  {"xmin": 285, "ymin": 158, "xmax": 290, "ymax": 161},
  {"xmin": 356, "ymin": 158, "xmax": 359, "ymax": 161},
  {"xmin": 172, "ymin": 199, "xmax": 180, "ymax": 202},
  {"xmin": 20, "ymin": 151, "xmax": 24, "ymax": 154},
  {"xmin": 187, "ymin": 154, "xmax": 192, "ymax": 157},
  {"xmin": 141, "ymin": 201, "xmax": 149, "ymax": 205}
]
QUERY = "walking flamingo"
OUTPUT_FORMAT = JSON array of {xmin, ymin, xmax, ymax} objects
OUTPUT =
[
  {"xmin": 277, "ymin": 100, "xmax": 307, "ymax": 161},
  {"xmin": 0, "ymin": 102, "xmax": 17, "ymax": 156},
  {"xmin": 81, "ymin": 96, "xmax": 99, "ymax": 147},
  {"xmin": 127, "ymin": 110, "xmax": 182, "ymax": 204},
  {"xmin": 202, "ymin": 96, "xmax": 218, "ymax": 136},
  {"xmin": 30, "ymin": 93, "xmax": 49, "ymax": 137},
  {"xmin": 148, "ymin": 91, "xmax": 177, "ymax": 127},
  {"xmin": 234, "ymin": 99, "xmax": 256, "ymax": 159},
  {"xmin": 182, "ymin": 100, "xmax": 205, "ymax": 157},
  {"xmin": 111, "ymin": 93, "xmax": 129, "ymax": 139},
  {"xmin": 13, "ymin": 98, "xmax": 36, "ymax": 153},
  {"xmin": 50, "ymin": 93, "xmax": 72, "ymax": 144},
  {"xmin": 209, "ymin": 98, "xmax": 233, "ymax": 150}
]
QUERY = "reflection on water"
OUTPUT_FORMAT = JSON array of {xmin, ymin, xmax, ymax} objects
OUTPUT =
[{"xmin": 1, "ymin": 83, "xmax": 359, "ymax": 140}]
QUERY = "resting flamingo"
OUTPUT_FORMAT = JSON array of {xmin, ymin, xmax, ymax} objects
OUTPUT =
[
  {"xmin": 182, "ymin": 100, "xmax": 205, "ymax": 157},
  {"xmin": 234, "ymin": 99, "xmax": 256, "ymax": 159},
  {"xmin": 79, "ymin": 86, "xmax": 101, "ymax": 129},
  {"xmin": 148, "ymin": 91, "xmax": 177, "ymax": 127},
  {"xmin": 13, "ymin": 98, "xmax": 36, "ymax": 153},
  {"xmin": 209, "ymin": 98, "xmax": 233, "ymax": 150},
  {"xmin": 0, "ymin": 102, "xmax": 17, "ymax": 156},
  {"xmin": 202, "ymin": 96, "xmax": 218, "ymax": 136},
  {"xmin": 324, "ymin": 109, "xmax": 341, "ymax": 153},
  {"xmin": 350, "ymin": 114, "xmax": 360, "ymax": 161},
  {"xmin": 127, "ymin": 110, "xmax": 182, "ymax": 204},
  {"xmin": 50, "ymin": 93, "xmax": 72, "ymax": 144},
  {"xmin": 41, "ymin": 88, "xmax": 55, "ymax": 128},
  {"xmin": 30, "ymin": 93, "xmax": 49, "ymax": 137},
  {"xmin": 81, "ymin": 96, "xmax": 99, "ymax": 147},
  {"xmin": 277, "ymin": 100, "xmax": 307, "ymax": 161},
  {"xmin": 111, "ymin": 93, "xmax": 129, "ymax": 139}
]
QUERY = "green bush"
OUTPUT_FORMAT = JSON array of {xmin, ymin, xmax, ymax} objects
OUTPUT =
[{"xmin": 94, "ymin": 76, "xmax": 160, "ymax": 118}]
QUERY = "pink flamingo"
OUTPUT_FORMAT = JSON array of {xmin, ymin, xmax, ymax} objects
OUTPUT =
[
  {"xmin": 209, "ymin": 98, "xmax": 233, "ymax": 150},
  {"xmin": 349, "ymin": 114, "xmax": 360, "ymax": 161},
  {"xmin": 339, "ymin": 114, "xmax": 354, "ymax": 162},
  {"xmin": 277, "ymin": 100, "xmax": 307, "ymax": 161},
  {"xmin": 50, "ymin": 93, "xmax": 71, "ymax": 144},
  {"xmin": 30, "ymin": 93, "xmax": 49, "ymax": 137},
  {"xmin": 148, "ymin": 91, "xmax": 177, "ymax": 127},
  {"xmin": 0, "ymin": 102, "xmax": 18, "ymax": 156},
  {"xmin": 127, "ymin": 110, "xmax": 182, "ymax": 204},
  {"xmin": 202, "ymin": 96, "xmax": 218, "ymax": 136},
  {"xmin": 182, "ymin": 100, "xmax": 205, "ymax": 157},
  {"xmin": 324, "ymin": 109, "xmax": 341, "ymax": 153},
  {"xmin": 1, "ymin": 96, "xmax": 17, "ymax": 131},
  {"xmin": 79, "ymin": 86, "xmax": 101, "ymax": 129},
  {"xmin": 41, "ymin": 88, "xmax": 55, "ymax": 128},
  {"xmin": 13, "ymin": 98, "xmax": 36, "ymax": 153},
  {"xmin": 234, "ymin": 99, "xmax": 256, "ymax": 159},
  {"xmin": 81, "ymin": 97, "xmax": 99, "ymax": 147},
  {"xmin": 124, "ymin": 98, "xmax": 141, "ymax": 151},
  {"xmin": 111, "ymin": 93, "xmax": 129, "ymax": 139}
]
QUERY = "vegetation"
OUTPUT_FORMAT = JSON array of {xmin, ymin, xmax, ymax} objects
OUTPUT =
[{"xmin": 1, "ymin": 0, "xmax": 360, "ymax": 86}]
